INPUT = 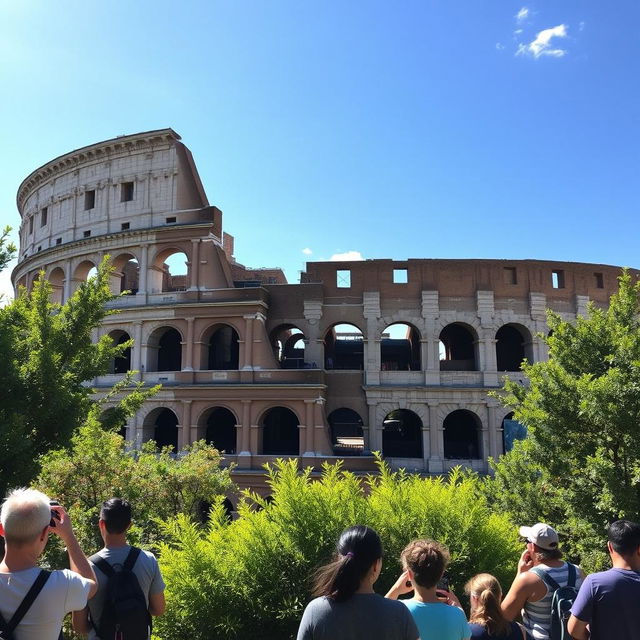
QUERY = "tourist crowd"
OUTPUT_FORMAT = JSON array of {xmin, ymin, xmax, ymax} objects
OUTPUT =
[{"xmin": 1, "ymin": 486, "xmax": 639, "ymax": 639}]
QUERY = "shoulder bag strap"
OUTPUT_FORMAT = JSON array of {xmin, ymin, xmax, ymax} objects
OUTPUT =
[
  {"xmin": 0, "ymin": 609, "xmax": 12, "ymax": 639},
  {"xmin": 530, "ymin": 566, "xmax": 561, "ymax": 591},
  {"xmin": 123, "ymin": 547, "xmax": 141, "ymax": 572},
  {"xmin": 567, "ymin": 563, "xmax": 577, "ymax": 587},
  {"xmin": 517, "ymin": 622, "xmax": 528, "ymax": 640},
  {"xmin": 5, "ymin": 569, "xmax": 52, "ymax": 634}
]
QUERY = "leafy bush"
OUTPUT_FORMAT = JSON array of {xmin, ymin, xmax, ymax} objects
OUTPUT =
[{"xmin": 155, "ymin": 458, "xmax": 520, "ymax": 640}]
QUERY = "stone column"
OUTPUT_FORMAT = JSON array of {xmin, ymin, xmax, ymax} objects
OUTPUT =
[
  {"xmin": 63, "ymin": 259, "xmax": 73, "ymax": 302},
  {"xmin": 188, "ymin": 239, "xmax": 200, "ymax": 291},
  {"xmin": 132, "ymin": 321, "xmax": 143, "ymax": 374},
  {"xmin": 184, "ymin": 317, "xmax": 195, "ymax": 371},
  {"xmin": 428, "ymin": 402, "xmax": 443, "ymax": 473},
  {"xmin": 487, "ymin": 403, "xmax": 500, "ymax": 459},
  {"xmin": 303, "ymin": 301, "xmax": 323, "ymax": 366},
  {"xmin": 368, "ymin": 403, "xmax": 381, "ymax": 453},
  {"xmin": 302, "ymin": 399, "xmax": 315, "ymax": 456},
  {"xmin": 137, "ymin": 244, "xmax": 149, "ymax": 297},
  {"xmin": 241, "ymin": 315, "xmax": 255, "ymax": 369},
  {"xmin": 238, "ymin": 400, "xmax": 252, "ymax": 457},
  {"xmin": 178, "ymin": 400, "xmax": 192, "ymax": 449}
]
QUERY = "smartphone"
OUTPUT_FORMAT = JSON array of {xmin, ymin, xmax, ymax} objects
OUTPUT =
[
  {"xmin": 49, "ymin": 500, "xmax": 60, "ymax": 528},
  {"xmin": 436, "ymin": 571, "xmax": 450, "ymax": 592}
]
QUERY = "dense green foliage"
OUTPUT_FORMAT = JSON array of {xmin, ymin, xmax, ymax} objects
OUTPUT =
[
  {"xmin": 0, "ymin": 226, "xmax": 16, "ymax": 277},
  {"xmin": 0, "ymin": 257, "xmax": 134, "ymax": 493},
  {"xmin": 155, "ymin": 458, "xmax": 520, "ymax": 640},
  {"xmin": 37, "ymin": 407, "xmax": 234, "ymax": 561},
  {"xmin": 486, "ymin": 270, "xmax": 640, "ymax": 570}
]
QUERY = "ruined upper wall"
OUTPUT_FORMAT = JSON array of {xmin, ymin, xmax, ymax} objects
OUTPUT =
[
  {"xmin": 16, "ymin": 129, "xmax": 217, "ymax": 262},
  {"xmin": 301, "ymin": 258, "xmax": 635, "ymax": 306}
]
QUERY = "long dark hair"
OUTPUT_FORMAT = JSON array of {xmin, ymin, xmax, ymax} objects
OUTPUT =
[{"xmin": 312, "ymin": 525, "xmax": 383, "ymax": 602}]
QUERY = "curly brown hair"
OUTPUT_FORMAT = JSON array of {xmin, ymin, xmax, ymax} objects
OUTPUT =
[{"xmin": 401, "ymin": 539, "xmax": 449, "ymax": 588}]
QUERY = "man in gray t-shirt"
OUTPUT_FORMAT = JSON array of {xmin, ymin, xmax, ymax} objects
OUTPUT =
[{"xmin": 72, "ymin": 498, "xmax": 165, "ymax": 639}]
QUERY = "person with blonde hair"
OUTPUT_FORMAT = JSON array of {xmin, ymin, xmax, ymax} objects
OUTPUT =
[
  {"xmin": 465, "ymin": 573, "xmax": 527, "ymax": 639},
  {"xmin": 386, "ymin": 539, "xmax": 470, "ymax": 640}
]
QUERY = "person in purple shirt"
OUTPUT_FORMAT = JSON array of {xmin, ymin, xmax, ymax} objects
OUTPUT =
[{"xmin": 568, "ymin": 519, "xmax": 640, "ymax": 640}]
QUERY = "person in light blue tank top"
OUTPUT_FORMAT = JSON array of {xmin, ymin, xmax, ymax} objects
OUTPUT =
[
  {"xmin": 501, "ymin": 522, "xmax": 584, "ymax": 640},
  {"xmin": 386, "ymin": 538, "xmax": 471, "ymax": 640}
]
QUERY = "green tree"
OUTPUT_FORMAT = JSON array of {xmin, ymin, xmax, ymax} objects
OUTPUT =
[
  {"xmin": 487, "ymin": 270, "xmax": 640, "ymax": 570},
  {"xmin": 0, "ymin": 226, "xmax": 17, "ymax": 275},
  {"xmin": 0, "ymin": 256, "xmax": 140, "ymax": 493}
]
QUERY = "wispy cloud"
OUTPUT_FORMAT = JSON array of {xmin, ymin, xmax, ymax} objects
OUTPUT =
[
  {"xmin": 496, "ymin": 42, "xmax": 505, "ymax": 51},
  {"xmin": 517, "ymin": 24, "xmax": 568, "ymax": 58},
  {"xmin": 516, "ymin": 7, "xmax": 529, "ymax": 23},
  {"xmin": 330, "ymin": 251, "xmax": 364, "ymax": 262},
  {"xmin": 302, "ymin": 247, "xmax": 313, "ymax": 255}
]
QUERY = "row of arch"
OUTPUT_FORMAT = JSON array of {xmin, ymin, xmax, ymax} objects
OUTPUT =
[
  {"xmin": 108, "ymin": 321, "xmax": 535, "ymax": 374},
  {"xmin": 123, "ymin": 406, "xmax": 518, "ymax": 459}
]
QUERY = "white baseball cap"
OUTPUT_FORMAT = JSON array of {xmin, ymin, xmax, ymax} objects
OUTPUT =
[{"xmin": 519, "ymin": 523, "xmax": 559, "ymax": 551}]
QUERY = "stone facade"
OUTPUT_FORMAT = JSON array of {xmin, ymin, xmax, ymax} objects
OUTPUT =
[{"xmin": 11, "ymin": 129, "xmax": 630, "ymax": 500}]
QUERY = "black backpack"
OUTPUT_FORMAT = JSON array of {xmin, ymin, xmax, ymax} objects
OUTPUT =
[
  {"xmin": 90, "ymin": 547, "xmax": 151, "ymax": 640},
  {"xmin": 531, "ymin": 563, "xmax": 579, "ymax": 640},
  {"xmin": 0, "ymin": 570, "xmax": 64, "ymax": 640}
]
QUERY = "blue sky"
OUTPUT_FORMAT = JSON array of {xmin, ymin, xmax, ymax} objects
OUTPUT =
[{"xmin": 1, "ymin": 0, "xmax": 638, "ymax": 298}]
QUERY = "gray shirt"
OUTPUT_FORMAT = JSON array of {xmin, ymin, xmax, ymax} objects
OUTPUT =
[
  {"xmin": 87, "ymin": 545, "xmax": 165, "ymax": 640},
  {"xmin": 297, "ymin": 593, "xmax": 419, "ymax": 640}
]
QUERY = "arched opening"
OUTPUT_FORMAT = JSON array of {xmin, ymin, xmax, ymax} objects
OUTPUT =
[
  {"xmin": 261, "ymin": 407, "xmax": 299, "ymax": 455},
  {"xmin": 443, "ymin": 410, "xmax": 481, "ymax": 459},
  {"xmin": 205, "ymin": 325, "xmax": 239, "ymax": 370},
  {"xmin": 382, "ymin": 409, "xmax": 423, "ymax": 458},
  {"xmin": 324, "ymin": 323, "xmax": 364, "ymax": 370},
  {"xmin": 108, "ymin": 330, "xmax": 132, "ymax": 374},
  {"xmin": 439, "ymin": 323, "xmax": 478, "ymax": 371},
  {"xmin": 496, "ymin": 324, "xmax": 533, "ymax": 371},
  {"xmin": 202, "ymin": 407, "xmax": 237, "ymax": 454},
  {"xmin": 381, "ymin": 323, "xmax": 421, "ymax": 371},
  {"xmin": 147, "ymin": 327, "xmax": 182, "ymax": 372},
  {"xmin": 72, "ymin": 260, "xmax": 97, "ymax": 292},
  {"xmin": 111, "ymin": 253, "xmax": 139, "ymax": 295},
  {"xmin": 328, "ymin": 408, "xmax": 364, "ymax": 455},
  {"xmin": 47, "ymin": 267, "xmax": 65, "ymax": 305},
  {"xmin": 270, "ymin": 325, "xmax": 306, "ymax": 369},
  {"xmin": 144, "ymin": 408, "xmax": 179, "ymax": 451},
  {"xmin": 501, "ymin": 412, "xmax": 527, "ymax": 453},
  {"xmin": 150, "ymin": 248, "xmax": 189, "ymax": 293}
]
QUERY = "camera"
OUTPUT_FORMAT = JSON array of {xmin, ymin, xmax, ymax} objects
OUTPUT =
[{"xmin": 49, "ymin": 500, "xmax": 61, "ymax": 528}]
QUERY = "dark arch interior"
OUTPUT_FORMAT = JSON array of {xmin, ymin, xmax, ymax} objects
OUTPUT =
[
  {"xmin": 328, "ymin": 408, "xmax": 364, "ymax": 456},
  {"xmin": 158, "ymin": 328, "xmax": 182, "ymax": 371},
  {"xmin": 443, "ymin": 410, "xmax": 480, "ymax": 459},
  {"xmin": 382, "ymin": 409, "xmax": 423, "ymax": 458},
  {"xmin": 496, "ymin": 325, "xmax": 526, "ymax": 371},
  {"xmin": 111, "ymin": 332, "xmax": 132, "ymax": 374},
  {"xmin": 208, "ymin": 326, "xmax": 239, "ymax": 370},
  {"xmin": 262, "ymin": 407, "xmax": 299, "ymax": 455},
  {"xmin": 439, "ymin": 324, "xmax": 477, "ymax": 371},
  {"xmin": 324, "ymin": 325, "xmax": 364, "ymax": 370},
  {"xmin": 502, "ymin": 411, "xmax": 527, "ymax": 453},
  {"xmin": 153, "ymin": 409, "xmax": 178, "ymax": 451},
  {"xmin": 120, "ymin": 258, "xmax": 139, "ymax": 295},
  {"xmin": 381, "ymin": 325, "xmax": 421, "ymax": 371},
  {"xmin": 199, "ymin": 497, "xmax": 233, "ymax": 524},
  {"xmin": 205, "ymin": 407, "xmax": 237, "ymax": 454}
]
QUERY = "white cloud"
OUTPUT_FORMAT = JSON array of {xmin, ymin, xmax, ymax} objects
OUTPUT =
[
  {"xmin": 516, "ymin": 7, "xmax": 529, "ymax": 23},
  {"xmin": 514, "ymin": 28, "xmax": 523, "ymax": 35},
  {"xmin": 517, "ymin": 24, "xmax": 568, "ymax": 58},
  {"xmin": 496, "ymin": 42, "xmax": 505, "ymax": 50},
  {"xmin": 579, "ymin": 21, "xmax": 585, "ymax": 32},
  {"xmin": 329, "ymin": 251, "xmax": 364, "ymax": 262},
  {"xmin": 302, "ymin": 247, "xmax": 313, "ymax": 255}
]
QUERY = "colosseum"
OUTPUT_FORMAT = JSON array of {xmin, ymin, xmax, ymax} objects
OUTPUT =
[{"xmin": 11, "ymin": 128, "xmax": 627, "ymax": 499}]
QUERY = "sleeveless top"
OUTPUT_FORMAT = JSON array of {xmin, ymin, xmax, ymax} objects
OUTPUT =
[{"xmin": 522, "ymin": 562, "xmax": 581, "ymax": 640}]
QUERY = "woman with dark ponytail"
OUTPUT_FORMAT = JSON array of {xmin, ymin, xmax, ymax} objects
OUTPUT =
[
  {"xmin": 464, "ymin": 574, "xmax": 527, "ymax": 639},
  {"xmin": 297, "ymin": 526, "xmax": 419, "ymax": 640}
]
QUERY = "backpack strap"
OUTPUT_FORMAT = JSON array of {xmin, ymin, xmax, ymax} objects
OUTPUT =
[
  {"xmin": 123, "ymin": 547, "xmax": 141, "ymax": 572},
  {"xmin": 566, "ymin": 563, "xmax": 577, "ymax": 588},
  {"xmin": 530, "ymin": 566, "xmax": 561, "ymax": 592},
  {"xmin": 0, "ymin": 569, "xmax": 51, "ymax": 638},
  {"xmin": 89, "ymin": 553, "xmax": 115, "ymax": 578}
]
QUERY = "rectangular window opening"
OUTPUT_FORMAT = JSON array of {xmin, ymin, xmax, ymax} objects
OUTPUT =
[
  {"xmin": 55, "ymin": 237, "xmax": 62, "ymax": 245},
  {"xmin": 29, "ymin": 216, "xmax": 34, "ymax": 234},
  {"xmin": 40, "ymin": 207, "xmax": 48, "ymax": 227},
  {"xmin": 504, "ymin": 267, "xmax": 517, "ymax": 285},
  {"xmin": 393, "ymin": 268, "xmax": 408, "ymax": 284},
  {"xmin": 165, "ymin": 216, "xmax": 177, "ymax": 224},
  {"xmin": 551, "ymin": 270, "xmax": 565, "ymax": 289},
  {"xmin": 37, "ymin": 246, "xmax": 42, "ymax": 252},
  {"xmin": 121, "ymin": 222, "xmax": 130, "ymax": 230},
  {"xmin": 121, "ymin": 181, "xmax": 134, "ymax": 202},
  {"xmin": 84, "ymin": 190, "xmax": 95, "ymax": 210},
  {"xmin": 83, "ymin": 230, "xmax": 91, "ymax": 238},
  {"xmin": 594, "ymin": 272, "xmax": 604, "ymax": 289},
  {"xmin": 336, "ymin": 269, "xmax": 351, "ymax": 288}
]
